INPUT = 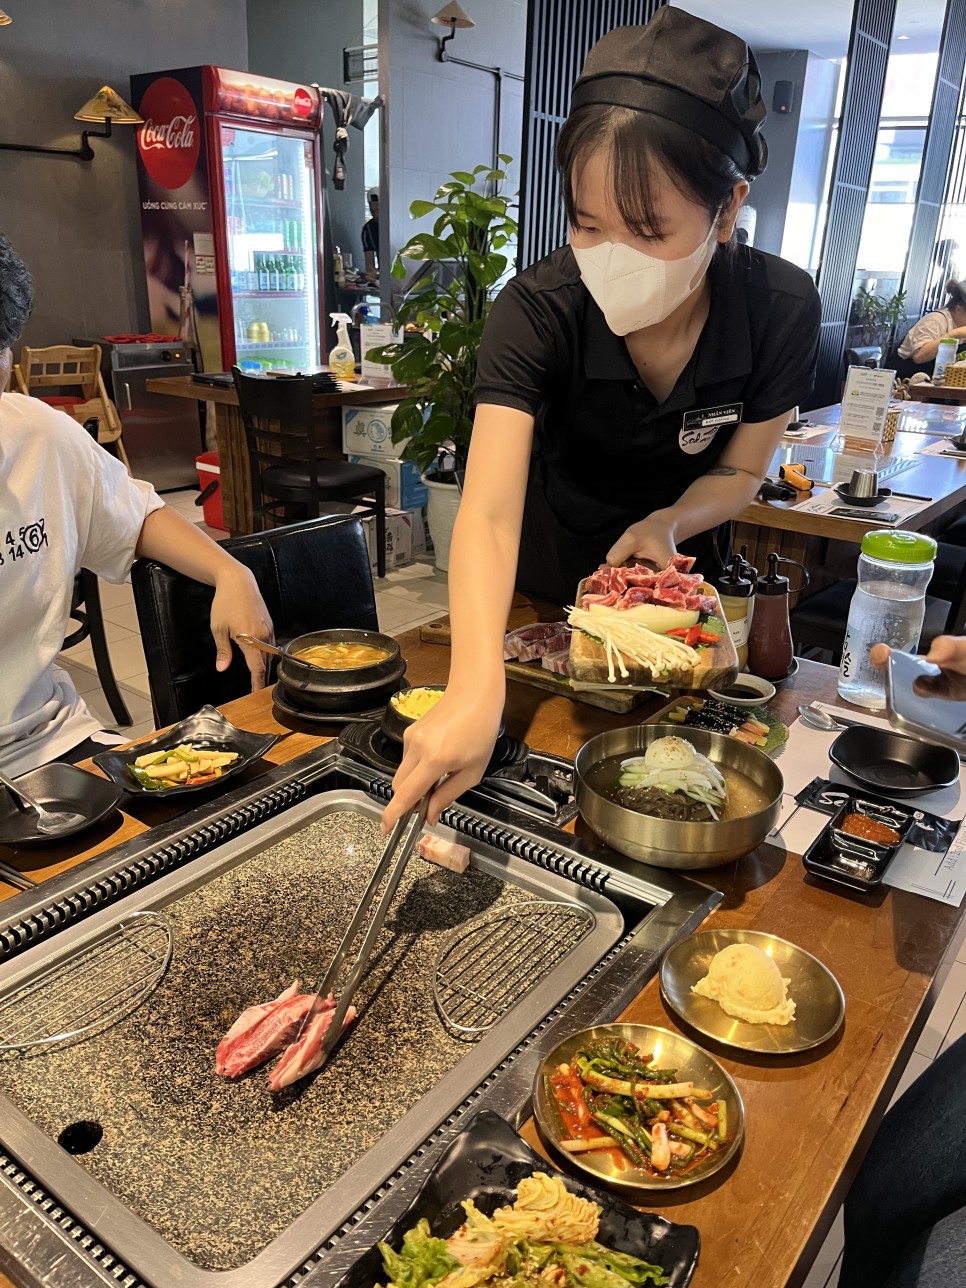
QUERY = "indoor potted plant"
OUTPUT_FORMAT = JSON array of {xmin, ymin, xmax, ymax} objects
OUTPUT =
[{"xmin": 368, "ymin": 159, "xmax": 517, "ymax": 570}]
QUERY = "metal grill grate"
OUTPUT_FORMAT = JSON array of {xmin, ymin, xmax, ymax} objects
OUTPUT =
[
  {"xmin": 433, "ymin": 901, "xmax": 594, "ymax": 1037},
  {"xmin": 0, "ymin": 911, "xmax": 172, "ymax": 1054}
]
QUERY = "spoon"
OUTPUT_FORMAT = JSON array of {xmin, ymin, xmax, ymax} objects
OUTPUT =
[
  {"xmin": 797, "ymin": 705, "xmax": 856, "ymax": 732},
  {"xmin": 0, "ymin": 770, "xmax": 86, "ymax": 836},
  {"xmin": 235, "ymin": 633, "xmax": 288, "ymax": 661}
]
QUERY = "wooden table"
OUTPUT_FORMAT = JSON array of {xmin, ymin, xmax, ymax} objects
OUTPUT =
[
  {"xmin": 145, "ymin": 375, "xmax": 408, "ymax": 537},
  {"xmin": 1, "ymin": 647, "xmax": 963, "ymax": 1288},
  {"xmin": 734, "ymin": 402, "xmax": 966, "ymax": 600},
  {"xmin": 908, "ymin": 381, "xmax": 966, "ymax": 404}
]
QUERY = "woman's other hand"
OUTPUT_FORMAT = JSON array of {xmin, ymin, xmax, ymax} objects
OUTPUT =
[
  {"xmin": 380, "ymin": 686, "xmax": 506, "ymax": 831},
  {"xmin": 606, "ymin": 514, "xmax": 677, "ymax": 569}
]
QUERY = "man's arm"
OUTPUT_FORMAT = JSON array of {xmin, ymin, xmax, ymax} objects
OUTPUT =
[{"xmin": 136, "ymin": 506, "xmax": 273, "ymax": 688}]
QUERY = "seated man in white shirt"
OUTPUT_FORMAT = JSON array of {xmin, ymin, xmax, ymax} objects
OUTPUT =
[{"xmin": 0, "ymin": 233, "xmax": 274, "ymax": 776}]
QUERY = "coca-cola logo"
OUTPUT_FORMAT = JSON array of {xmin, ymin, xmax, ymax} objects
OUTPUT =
[
  {"xmin": 137, "ymin": 77, "xmax": 200, "ymax": 191},
  {"xmin": 292, "ymin": 86, "xmax": 313, "ymax": 118}
]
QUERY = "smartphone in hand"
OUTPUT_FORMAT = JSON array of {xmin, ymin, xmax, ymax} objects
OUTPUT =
[{"xmin": 886, "ymin": 650, "xmax": 966, "ymax": 753}]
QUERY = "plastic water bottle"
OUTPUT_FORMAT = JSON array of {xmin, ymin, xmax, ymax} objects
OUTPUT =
[{"xmin": 838, "ymin": 530, "xmax": 937, "ymax": 709}]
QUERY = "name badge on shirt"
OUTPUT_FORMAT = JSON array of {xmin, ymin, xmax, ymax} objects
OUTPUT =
[{"xmin": 679, "ymin": 403, "xmax": 743, "ymax": 455}]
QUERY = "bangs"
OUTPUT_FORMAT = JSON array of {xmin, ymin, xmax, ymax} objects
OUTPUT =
[{"xmin": 558, "ymin": 105, "xmax": 741, "ymax": 238}]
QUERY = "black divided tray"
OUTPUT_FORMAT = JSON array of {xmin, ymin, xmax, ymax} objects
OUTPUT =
[{"xmin": 334, "ymin": 1111, "xmax": 700, "ymax": 1288}]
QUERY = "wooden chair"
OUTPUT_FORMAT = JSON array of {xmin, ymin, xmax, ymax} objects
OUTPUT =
[
  {"xmin": 231, "ymin": 368, "xmax": 388, "ymax": 575},
  {"xmin": 15, "ymin": 344, "xmax": 129, "ymax": 468}
]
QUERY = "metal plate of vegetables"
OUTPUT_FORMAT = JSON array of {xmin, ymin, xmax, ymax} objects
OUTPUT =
[
  {"xmin": 93, "ymin": 705, "xmax": 279, "ymax": 796},
  {"xmin": 534, "ymin": 1023, "xmax": 744, "ymax": 1191}
]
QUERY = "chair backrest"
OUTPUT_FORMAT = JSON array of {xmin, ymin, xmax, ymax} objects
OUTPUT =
[
  {"xmin": 132, "ymin": 514, "xmax": 379, "ymax": 726},
  {"xmin": 232, "ymin": 368, "xmax": 320, "ymax": 525},
  {"xmin": 18, "ymin": 345, "xmax": 101, "ymax": 398}
]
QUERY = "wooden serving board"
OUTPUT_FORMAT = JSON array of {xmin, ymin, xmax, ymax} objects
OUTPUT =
[
  {"xmin": 569, "ymin": 581, "xmax": 739, "ymax": 692},
  {"xmin": 418, "ymin": 619, "xmax": 654, "ymax": 712}
]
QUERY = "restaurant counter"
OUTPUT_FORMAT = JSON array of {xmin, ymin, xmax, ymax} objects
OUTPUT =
[{"xmin": 0, "ymin": 643, "xmax": 963, "ymax": 1288}]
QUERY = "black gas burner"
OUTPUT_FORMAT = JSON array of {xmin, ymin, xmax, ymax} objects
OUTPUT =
[{"xmin": 338, "ymin": 721, "xmax": 577, "ymax": 826}]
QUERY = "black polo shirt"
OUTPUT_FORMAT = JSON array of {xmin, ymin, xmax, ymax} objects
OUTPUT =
[{"xmin": 475, "ymin": 243, "xmax": 820, "ymax": 603}]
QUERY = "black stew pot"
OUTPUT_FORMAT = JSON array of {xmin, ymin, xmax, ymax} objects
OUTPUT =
[{"xmin": 276, "ymin": 629, "xmax": 406, "ymax": 713}]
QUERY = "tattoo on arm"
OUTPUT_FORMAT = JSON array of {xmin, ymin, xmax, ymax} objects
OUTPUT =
[{"xmin": 706, "ymin": 466, "xmax": 738, "ymax": 476}]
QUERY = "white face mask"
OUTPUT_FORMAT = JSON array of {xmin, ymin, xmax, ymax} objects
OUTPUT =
[{"xmin": 571, "ymin": 225, "xmax": 718, "ymax": 336}]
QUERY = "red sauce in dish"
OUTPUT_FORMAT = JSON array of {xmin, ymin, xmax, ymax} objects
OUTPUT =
[{"xmin": 841, "ymin": 813, "xmax": 900, "ymax": 845}]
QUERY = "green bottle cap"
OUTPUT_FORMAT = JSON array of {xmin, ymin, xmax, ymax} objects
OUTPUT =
[{"xmin": 860, "ymin": 529, "xmax": 937, "ymax": 564}]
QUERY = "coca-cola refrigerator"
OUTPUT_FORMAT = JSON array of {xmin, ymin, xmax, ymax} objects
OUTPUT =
[{"xmin": 130, "ymin": 66, "xmax": 325, "ymax": 374}]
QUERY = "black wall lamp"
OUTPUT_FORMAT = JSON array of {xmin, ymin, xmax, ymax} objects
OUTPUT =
[
  {"xmin": 432, "ymin": 2, "xmax": 476, "ymax": 61},
  {"xmin": 0, "ymin": 85, "xmax": 142, "ymax": 161}
]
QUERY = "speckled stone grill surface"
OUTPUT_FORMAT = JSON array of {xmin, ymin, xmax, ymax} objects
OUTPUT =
[{"xmin": 0, "ymin": 810, "xmax": 545, "ymax": 1272}]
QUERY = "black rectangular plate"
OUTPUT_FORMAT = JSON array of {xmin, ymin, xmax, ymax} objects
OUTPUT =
[
  {"xmin": 334, "ymin": 1111, "xmax": 700, "ymax": 1288},
  {"xmin": 92, "ymin": 704, "xmax": 279, "ymax": 797}
]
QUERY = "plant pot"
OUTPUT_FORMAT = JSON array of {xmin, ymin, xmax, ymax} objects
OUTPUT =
[{"xmin": 422, "ymin": 475, "xmax": 462, "ymax": 572}]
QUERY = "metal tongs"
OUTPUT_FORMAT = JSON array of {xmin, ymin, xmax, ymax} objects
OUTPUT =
[{"xmin": 296, "ymin": 796, "xmax": 431, "ymax": 1068}]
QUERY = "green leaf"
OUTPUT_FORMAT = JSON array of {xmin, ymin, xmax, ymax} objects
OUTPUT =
[
  {"xmin": 398, "ymin": 233, "xmax": 454, "ymax": 262},
  {"xmin": 409, "ymin": 199, "xmax": 437, "ymax": 218},
  {"xmin": 391, "ymin": 401, "xmax": 425, "ymax": 444},
  {"xmin": 392, "ymin": 341, "xmax": 438, "ymax": 383},
  {"xmin": 450, "ymin": 170, "xmax": 477, "ymax": 184},
  {"xmin": 498, "ymin": 153, "xmax": 513, "ymax": 164},
  {"xmin": 391, "ymin": 254, "xmax": 407, "ymax": 280}
]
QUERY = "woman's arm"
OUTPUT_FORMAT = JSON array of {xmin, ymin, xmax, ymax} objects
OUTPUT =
[
  {"xmin": 607, "ymin": 410, "xmax": 791, "ymax": 567},
  {"xmin": 382, "ymin": 404, "xmax": 534, "ymax": 828},
  {"xmin": 135, "ymin": 506, "xmax": 274, "ymax": 688}
]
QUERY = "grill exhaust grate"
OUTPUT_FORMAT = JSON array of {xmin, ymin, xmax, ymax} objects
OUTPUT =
[
  {"xmin": 434, "ymin": 902, "xmax": 594, "ymax": 1036},
  {"xmin": 0, "ymin": 911, "xmax": 172, "ymax": 1055}
]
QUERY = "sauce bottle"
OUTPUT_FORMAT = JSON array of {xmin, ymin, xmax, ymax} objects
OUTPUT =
[
  {"xmin": 739, "ymin": 544, "xmax": 758, "ymax": 631},
  {"xmin": 715, "ymin": 555, "xmax": 753, "ymax": 670},
  {"xmin": 747, "ymin": 553, "xmax": 794, "ymax": 681}
]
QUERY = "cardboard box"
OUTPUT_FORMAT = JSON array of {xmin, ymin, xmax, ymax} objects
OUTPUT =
[
  {"xmin": 407, "ymin": 506, "xmax": 429, "ymax": 556},
  {"xmin": 352, "ymin": 505, "xmax": 414, "ymax": 573},
  {"xmin": 350, "ymin": 453, "xmax": 429, "ymax": 511},
  {"xmin": 342, "ymin": 403, "xmax": 410, "ymax": 459}
]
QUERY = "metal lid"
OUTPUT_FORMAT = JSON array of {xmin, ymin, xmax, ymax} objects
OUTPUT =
[{"xmin": 861, "ymin": 529, "xmax": 937, "ymax": 564}]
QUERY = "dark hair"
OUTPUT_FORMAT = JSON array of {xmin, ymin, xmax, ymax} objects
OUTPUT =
[
  {"xmin": 946, "ymin": 278, "xmax": 966, "ymax": 311},
  {"xmin": 557, "ymin": 104, "xmax": 746, "ymax": 239},
  {"xmin": 0, "ymin": 234, "xmax": 32, "ymax": 350}
]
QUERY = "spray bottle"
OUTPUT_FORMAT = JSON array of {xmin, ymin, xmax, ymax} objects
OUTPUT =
[{"xmin": 328, "ymin": 313, "xmax": 356, "ymax": 380}]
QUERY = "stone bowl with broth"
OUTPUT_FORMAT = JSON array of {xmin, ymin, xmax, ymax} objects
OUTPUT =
[
  {"xmin": 575, "ymin": 726, "xmax": 783, "ymax": 869},
  {"xmin": 277, "ymin": 629, "xmax": 406, "ymax": 712}
]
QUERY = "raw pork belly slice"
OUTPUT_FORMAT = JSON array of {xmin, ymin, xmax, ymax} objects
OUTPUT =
[
  {"xmin": 268, "ymin": 994, "xmax": 358, "ymax": 1090},
  {"xmin": 541, "ymin": 646, "xmax": 572, "ymax": 675},
  {"xmin": 215, "ymin": 980, "xmax": 315, "ymax": 1078},
  {"xmin": 419, "ymin": 834, "xmax": 471, "ymax": 873},
  {"xmin": 504, "ymin": 620, "xmax": 571, "ymax": 662}
]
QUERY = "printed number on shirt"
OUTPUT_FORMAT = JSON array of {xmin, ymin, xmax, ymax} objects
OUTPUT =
[{"xmin": 2, "ymin": 519, "xmax": 49, "ymax": 566}]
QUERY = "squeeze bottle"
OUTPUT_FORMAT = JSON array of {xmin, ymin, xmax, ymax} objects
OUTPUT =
[
  {"xmin": 746, "ymin": 553, "xmax": 794, "ymax": 681},
  {"xmin": 328, "ymin": 313, "xmax": 356, "ymax": 380},
  {"xmin": 715, "ymin": 555, "xmax": 754, "ymax": 670}
]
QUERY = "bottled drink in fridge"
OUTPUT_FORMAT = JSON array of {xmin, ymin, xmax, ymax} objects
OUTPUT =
[
  {"xmin": 285, "ymin": 257, "xmax": 298, "ymax": 291},
  {"xmin": 270, "ymin": 257, "xmax": 282, "ymax": 292},
  {"xmin": 258, "ymin": 254, "xmax": 270, "ymax": 292},
  {"xmin": 838, "ymin": 530, "xmax": 937, "ymax": 709}
]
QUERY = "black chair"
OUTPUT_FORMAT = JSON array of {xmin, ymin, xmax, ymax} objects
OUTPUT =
[
  {"xmin": 131, "ymin": 515, "xmax": 378, "ymax": 726},
  {"xmin": 791, "ymin": 542, "xmax": 966, "ymax": 664},
  {"xmin": 232, "ymin": 368, "xmax": 388, "ymax": 577},
  {"xmin": 61, "ymin": 416, "xmax": 132, "ymax": 727},
  {"xmin": 63, "ymin": 571, "xmax": 133, "ymax": 727}
]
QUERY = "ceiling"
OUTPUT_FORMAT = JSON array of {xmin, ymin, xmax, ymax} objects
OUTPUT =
[{"xmin": 679, "ymin": 0, "xmax": 949, "ymax": 59}]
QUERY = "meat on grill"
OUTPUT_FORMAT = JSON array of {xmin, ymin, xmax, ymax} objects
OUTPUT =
[
  {"xmin": 215, "ymin": 980, "xmax": 315, "ymax": 1078},
  {"xmin": 419, "ymin": 833, "xmax": 471, "ymax": 873},
  {"xmin": 268, "ymin": 994, "xmax": 358, "ymax": 1090}
]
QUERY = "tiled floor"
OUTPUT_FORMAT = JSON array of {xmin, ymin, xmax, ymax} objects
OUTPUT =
[
  {"xmin": 55, "ymin": 488, "xmax": 451, "ymax": 744},
  {"xmin": 56, "ymin": 491, "xmax": 966, "ymax": 1288}
]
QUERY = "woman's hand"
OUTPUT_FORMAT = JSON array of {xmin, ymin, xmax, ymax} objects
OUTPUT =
[
  {"xmin": 606, "ymin": 513, "xmax": 677, "ymax": 568},
  {"xmin": 210, "ymin": 565, "xmax": 274, "ymax": 691},
  {"xmin": 380, "ymin": 686, "xmax": 506, "ymax": 831}
]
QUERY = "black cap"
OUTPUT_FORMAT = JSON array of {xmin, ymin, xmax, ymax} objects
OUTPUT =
[{"xmin": 570, "ymin": 6, "xmax": 767, "ymax": 179}]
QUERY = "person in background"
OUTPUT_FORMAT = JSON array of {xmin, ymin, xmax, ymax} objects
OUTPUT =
[
  {"xmin": 0, "ymin": 233, "xmax": 273, "ymax": 777},
  {"xmin": 837, "ymin": 1032, "xmax": 966, "ymax": 1288},
  {"xmin": 894, "ymin": 279, "xmax": 966, "ymax": 378},
  {"xmin": 361, "ymin": 190, "xmax": 379, "ymax": 285}
]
